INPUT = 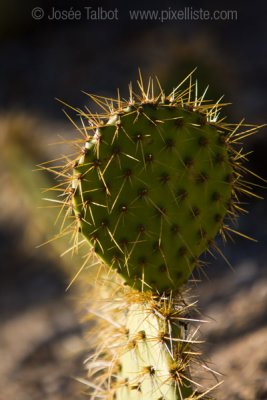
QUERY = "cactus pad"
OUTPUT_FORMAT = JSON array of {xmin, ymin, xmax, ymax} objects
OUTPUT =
[
  {"xmin": 72, "ymin": 79, "xmax": 234, "ymax": 292},
  {"xmin": 48, "ymin": 71, "xmax": 261, "ymax": 292}
]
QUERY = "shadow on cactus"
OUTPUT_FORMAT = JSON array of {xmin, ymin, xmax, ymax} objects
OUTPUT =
[{"xmin": 43, "ymin": 70, "xmax": 264, "ymax": 399}]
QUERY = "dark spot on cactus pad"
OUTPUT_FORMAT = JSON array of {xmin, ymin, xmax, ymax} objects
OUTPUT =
[
  {"xmin": 197, "ymin": 228, "xmax": 207, "ymax": 239},
  {"xmin": 171, "ymin": 224, "xmax": 180, "ymax": 234},
  {"xmin": 165, "ymin": 138, "xmax": 175, "ymax": 149},
  {"xmin": 195, "ymin": 172, "xmax": 208, "ymax": 184},
  {"xmin": 178, "ymin": 246, "xmax": 187, "ymax": 257},
  {"xmin": 160, "ymin": 172, "xmax": 170, "ymax": 184},
  {"xmin": 138, "ymin": 187, "xmax": 148, "ymax": 198},
  {"xmin": 175, "ymin": 117, "xmax": 184, "ymax": 127},
  {"xmin": 119, "ymin": 204, "xmax": 128, "ymax": 213},
  {"xmin": 184, "ymin": 156, "xmax": 194, "ymax": 168},
  {"xmin": 145, "ymin": 153, "xmax": 154, "ymax": 164},
  {"xmin": 85, "ymin": 197, "xmax": 92, "ymax": 206},
  {"xmin": 192, "ymin": 207, "xmax": 200, "ymax": 217},
  {"xmin": 101, "ymin": 181, "xmax": 111, "ymax": 194},
  {"xmin": 134, "ymin": 133, "xmax": 143, "ymax": 142},
  {"xmin": 137, "ymin": 224, "xmax": 146, "ymax": 233},
  {"xmin": 177, "ymin": 189, "xmax": 188, "ymax": 201},
  {"xmin": 212, "ymin": 191, "xmax": 221, "ymax": 202},
  {"xmin": 112, "ymin": 145, "xmax": 121, "ymax": 155},
  {"xmin": 123, "ymin": 168, "xmax": 132, "ymax": 178},
  {"xmin": 198, "ymin": 136, "xmax": 209, "ymax": 147},
  {"xmin": 120, "ymin": 237, "xmax": 129, "ymax": 247},
  {"xmin": 138, "ymin": 256, "xmax": 147, "ymax": 265},
  {"xmin": 156, "ymin": 206, "xmax": 167, "ymax": 216},
  {"xmin": 100, "ymin": 219, "xmax": 109, "ymax": 228},
  {"xmin": 93, "ymin": 159, "xmax": 101, "ymax": 168},
  {"xmin": 152, "ymin": 241, "xmax": 161, "ymax": 252},
  {"xmin": 159, "ymin": 264, "xmax": 167, "ymax": 273},
  {"xmin": 149, "ymin": 118, "xmax": 158, "ymax": 126},
  {"xmin": 112, "ymin": 251, "xmax": 122, "ymax": 261}
]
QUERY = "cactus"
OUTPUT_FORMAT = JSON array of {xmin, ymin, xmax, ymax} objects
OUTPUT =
[
  {"xmin": 72, "ymin": 89, "xmax": 233, "ymax": 292},
  {"xmin": 85, "ymin": 274, "xmax": 214, "ymax": 400},
  {"xmin": 46, "ymin": 71, "xmax": 263, "ymax": 399}
]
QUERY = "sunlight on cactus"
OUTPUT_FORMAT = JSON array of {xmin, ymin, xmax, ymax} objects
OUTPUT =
[{"xmin": 42, "ymin": 70, "xmax": 264, "ymax": 399}]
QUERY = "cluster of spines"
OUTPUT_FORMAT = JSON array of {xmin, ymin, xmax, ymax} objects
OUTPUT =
[{"xmin": 83, "ymin": 275, "xmax": 219, "ymax": 400}]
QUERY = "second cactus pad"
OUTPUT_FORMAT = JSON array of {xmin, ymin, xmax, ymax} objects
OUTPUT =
[{"xmin": 72, "ymin": 80, "xmax": 233, "ymax": 292}]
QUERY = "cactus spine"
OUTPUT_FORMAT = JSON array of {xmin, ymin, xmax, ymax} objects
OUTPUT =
[
  {"xmin": 86, "ymin": 278, "xmax": 209, "ymax": 399},
  {"xmin": 46, "ymin": 71, "xmax": 263, "ymax": 399}
]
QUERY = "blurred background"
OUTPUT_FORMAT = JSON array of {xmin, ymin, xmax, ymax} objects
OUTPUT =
[{"xmin": 0, "ymin": 1, "xmax": 267, "ymax": 399}]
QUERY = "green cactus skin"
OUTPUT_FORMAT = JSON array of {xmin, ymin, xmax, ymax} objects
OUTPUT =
[
  {"xmin": 45, "ymin": 71, "xmax": 263, "ymax": 400},
  {"xmin": 72, "ymin": 87, "xmax": 234, "ymax": 292},
  {"xmin": 48, "ymin": 71, "xmax": 262, "ymax": 292}
]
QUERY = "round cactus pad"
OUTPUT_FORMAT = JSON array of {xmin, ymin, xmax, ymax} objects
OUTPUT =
[{"xmin": 72, "ymin": 99, "xmax": 233, "ymax": 291}]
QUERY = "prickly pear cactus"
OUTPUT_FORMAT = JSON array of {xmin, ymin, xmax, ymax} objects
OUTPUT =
[
  {"xmin": 46, "ymin": 71, "xmax": 263, "ymax": 400},
  {"xmin": 87, "ymin": 278, "xmax": 206, "ymax": 400},
  {"xmin": 72, "ymin": 74, "xmax": 238, "ymax": 292}
]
